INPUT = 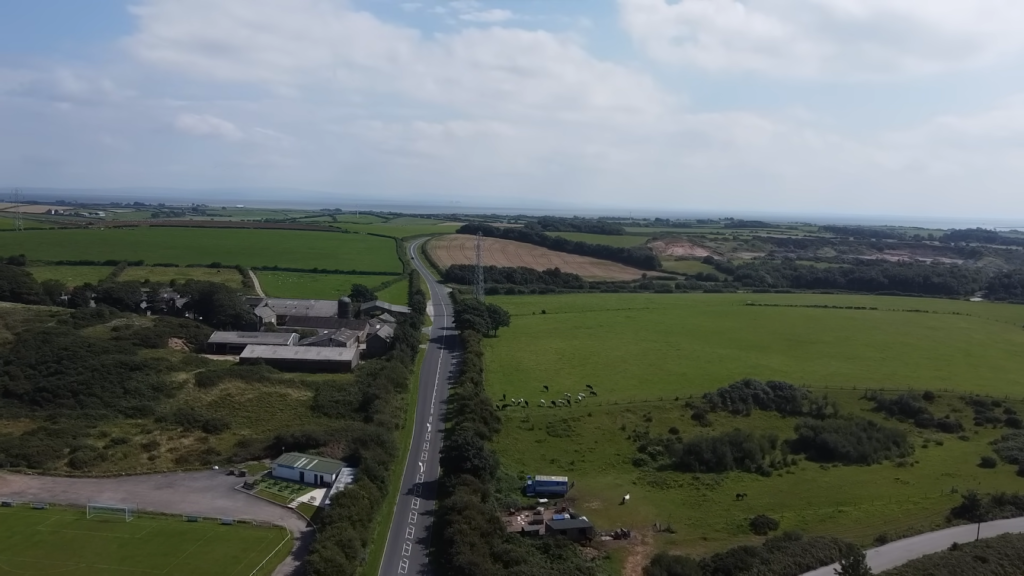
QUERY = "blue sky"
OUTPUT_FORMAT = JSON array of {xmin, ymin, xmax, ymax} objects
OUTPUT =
[{"xmin": 1, "ymin": 0, "xmax": 1023, "ymax": 217}]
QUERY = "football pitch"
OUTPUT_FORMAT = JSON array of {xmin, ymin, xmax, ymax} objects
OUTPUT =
[{"xmin": 0, "ymin": 507, "xmax": 290, "ymax": 575}]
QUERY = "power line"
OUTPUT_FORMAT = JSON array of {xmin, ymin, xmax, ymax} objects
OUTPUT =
[
  {"xmin": 474, "ymin": 232, "xmax": 485, "ymax": 301},
  {"xmin": 12, "ymin": 189, "xmax": 23, "ymax": 232}
]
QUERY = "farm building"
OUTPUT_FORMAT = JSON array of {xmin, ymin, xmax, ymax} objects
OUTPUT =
[
  {"xmin": 524, "ymin": 475, "xmax": 570, "ymax": 497},
  {"xmin": 545, "ymin": 518, "xmax": 595, "ymax": 542},
  {"xmin": 272, "ymin": 453, "xmax": 347, "ymax": 487},
  {"xmin": 360, "ymin": 300, "xmax": 411, "ymax": 317},
  {"xmin": 205, "ymin": 331, "xmax": 298, "ymax": 355},
  {"xmin": 298, "ymin": 328, "xmax": 361, "ymax": 348},
  {"xmin": 364, "ymin": 324, "xmax": 394, "ymax": 359},
  {"xmin": 239, "ymin": 345, "xmax": 358, "ymax": 372},
  {"xmin": 250, "ymin": 296, "xmax": 370, "ymax": 334}
]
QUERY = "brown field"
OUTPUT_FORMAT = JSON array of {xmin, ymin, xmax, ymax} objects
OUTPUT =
[
  {"xmin": 428, "ymin": 234, "xmax": 646, "ymax": 281},
  {"xmin": 0, "ymin": 204, "xmax": 66, "ymax": 214}
]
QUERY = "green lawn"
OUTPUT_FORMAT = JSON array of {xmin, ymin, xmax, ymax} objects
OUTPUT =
[
  {"xmin": 0, "ymin": 506, "xmax": 289, "ymax": 576},
  {"xmin": 121, "ymin": 266, "xmax": 243, "ymax": 287},
  {"xmin": 257, "ymin": 271, "xmax": 402, "ymax": 300},
  {"xmin": 659, "ymin": 260, "xmax": 718, "ymax": 275},
  {"xmin": 483, "ymin": 292, "xmax": 1024, "ymax": 556},
  {"xmin": 548, "ymin": 232, "xmax": 649, "ymax": 247},
  {"xmin": 335, "ymin": 223, "xmax": 461, "ymax": 239},
  {"xmin": 0, "ymin": 216, "xmax": 57, "ymax": 230},
  {"xmin": 2, "ymin": 228, "xmax": 402, "ymax": 272},
  {"xmin": 333, "ymin": 214, "xmax": 388, "ymax": 224},
  {"xmin": 376, "ymin": 280, "xmax": 410, "ymax": 306},
  {"xmin": 29, "ymin": 266, "xmax": 113, "ymax": 286}
]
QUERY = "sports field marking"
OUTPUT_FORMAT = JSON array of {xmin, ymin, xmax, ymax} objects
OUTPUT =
[
  {"xmin": 225, "ymin": 533, "xmax": 275, "ymax": 576},
  {"xmin": 0, "ymin": 555, "xmax": 164, "ymax": 574},
  {"xmin": 160, "ymin": 530, "xmax": 215, "ymax": 574}
]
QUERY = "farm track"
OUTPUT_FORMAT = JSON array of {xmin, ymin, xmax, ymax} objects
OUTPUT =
[{"xmin": 429, "ymin": 235, "xmax": 646, "ymax": 281}]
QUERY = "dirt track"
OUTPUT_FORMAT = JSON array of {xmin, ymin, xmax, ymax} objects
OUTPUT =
[{"xmin": 428, "ymin": 235, "xmax": 646, "ymax": 281}]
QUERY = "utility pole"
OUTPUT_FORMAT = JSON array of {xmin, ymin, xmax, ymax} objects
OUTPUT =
[
  {"xmin": 12, "ymin": 189, "xmax": 24, "ymax": 232},
  {"xmin": 474, "ymin": 232, "xmax": 486, "ymax": 301}
]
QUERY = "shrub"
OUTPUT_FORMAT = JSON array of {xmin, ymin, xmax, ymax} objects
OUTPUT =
[
  {"xmin": 749, "ymin": 514, "xmax": 781, "ymax": 536},
  {"xmin": 702, "ymin": 379, "xmax": 812, "ymax": 416},
  {"xmin": 936, "ymin": 418, "xmax": 965, "ymax": 434},
  {"xmin": 922, "ymin": 390, "xmax": 937, "ymax": 402},
  {"xmin": 668, "ymin": 426, "xmax": 680, "ymax": 436},
  {"xmin": 789, "ymin": 416, "xmax": 913, "ymax": 465},
  {"xmin": 991, "ymin": 431, "xmax": 1024, "ymax": 465},
  {"xmin": 979, "ymin": 455, "xmax": 999, "ymax": 469},
  {"xmin": 639, "ymin": 429, "xmax": 782, "ymax": 474},
  {"xmin": 1006, "ymin": 416, "xmax": 1024, "ymax": 430}
]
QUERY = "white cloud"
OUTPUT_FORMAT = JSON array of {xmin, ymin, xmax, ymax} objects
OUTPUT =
[
  {"xmin": 9, "ymin": 69, "xmax": 132, "ymax": 105},
  {"xmin": 619, "ymin": 0, "xmax": 1024, "ymax": 77},
  {"xmin": 459, "ymin": 9, "xmax": 514, "ymax": 23},
  {"xmin": 174, "ymin": 113, "xmax": 244, "ymax": 141},
  {"xmin": 400, "ymin": 2, "xmax": 421, "ymax": 11}
]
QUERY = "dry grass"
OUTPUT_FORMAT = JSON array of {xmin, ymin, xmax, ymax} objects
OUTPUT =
[{"xmin": 427, "ymin": 234, "xmax": 646, "ymax": 281}]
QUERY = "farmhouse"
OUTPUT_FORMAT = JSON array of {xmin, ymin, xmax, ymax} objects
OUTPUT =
[
  {"xmin": 272, "ymin": 452, "xmax": 346, "ymax": 487},
  {"xmin": 205, "ymin": 331, "xmax": 298, "ymax": 355},
  {"xmin": 360, "ymin": 300, "xmax": 411, "ymax": 317},
  {"xmin": 239, "ymin": 345, "xmax": 358, "ymax": 372},
  {"xmin": 250, "ymin": 296, "xmax": 369, "ymax": 334}
]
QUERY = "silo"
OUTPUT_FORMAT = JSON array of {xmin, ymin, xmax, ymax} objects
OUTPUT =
[{"xmin": 337, "ymin": 297, "xmax": 353, "ymax": 319}]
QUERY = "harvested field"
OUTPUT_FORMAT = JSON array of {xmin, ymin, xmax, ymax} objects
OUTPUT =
[
  {"xmin": 0, "ymin": 204, "xmax": 66, "ymax": 214},
  {"xmin": 428, "ymin": 234, "xmax": 645, "ymax": 281}
]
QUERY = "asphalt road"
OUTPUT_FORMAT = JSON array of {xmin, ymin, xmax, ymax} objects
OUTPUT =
[
  {"xmin": 799, "ymin": 517, "xmax": 1024, "ymax": 575},
  {"xmin": 377, "ymin": 239, "xmax": 458, "ymax": 576}
]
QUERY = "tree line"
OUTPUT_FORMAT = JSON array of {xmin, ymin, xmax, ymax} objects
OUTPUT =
[
  {"xmin": 531, "ymin": 216, "xmax": 626, "ymax": 235},
  {"xmin": 457, "ymin": 222, "xmax": 660, "ymax": 270},
  {"xmin": 431, "ymin": 292, "xmax": 603, "ymax": 576}
]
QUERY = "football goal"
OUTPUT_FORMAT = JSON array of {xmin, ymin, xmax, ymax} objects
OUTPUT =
[{"xmin": 87, "ymin": 504, "xmax": 134, "ymax": 522}]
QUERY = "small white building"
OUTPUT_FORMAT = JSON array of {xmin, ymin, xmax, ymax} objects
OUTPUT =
[{"xmin": 272, "ymin": 453, "xmax": 347, "ymax": 487}]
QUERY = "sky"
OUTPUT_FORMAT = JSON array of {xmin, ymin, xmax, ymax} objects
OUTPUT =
[{"xmin": 1, "ymin": 0, "xmax": 1023, "ymax": 217}]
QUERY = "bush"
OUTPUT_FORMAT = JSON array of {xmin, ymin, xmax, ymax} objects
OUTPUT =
[
  {"xmin": 695, "ymin": 533, "xmax": 859, "ymax": 576},
  {"xmin": 749, "ymin": 514, "xmax": 781, "ymax": 536},
  {"xmin": 644, "ymin": 553, "xmax": 702, "ymax": 576},
  {"xmin": 991, "ymin": 431, "xmax": 1024, "ymax": 465},
  {"xmin": 980, "ymin": 455, "xmax": 999, "ymax": 469},
  {"xmin": 789, "ymin": 416, "xmax": 913, "ymax": 465},
  {"xmin": 702, "ymin": 379, "xmax": 812, "ymax": 417},
  {"xmin": 922, "ymin": 390, "xmax": 937, "ymax": 402},
  {"xmin": 668, "ymin": 426, "xmax": 680, "ymax": 436},
  {"xmin": 639, "ymin": 429, "xmax": 782, "ymax": 474},
  {"xmin": 1005, "ymin": 416, "xmax": 1023, "ymax": 430}
]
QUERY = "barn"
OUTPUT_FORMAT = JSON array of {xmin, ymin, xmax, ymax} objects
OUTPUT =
[
  {"xmin": 205, "ymin": 332, "xmax": 299, "ymax": 355},
  {"xmin": 239, "ymin": 345, "xmax": 359, "ymax": 372},
  {"xmin": 272, "ymin": 453, "xmax": 347, "ymax": 487},
  {"xmin": 360, "ymin": 300, "xmax": 411, "ymax": 317}
]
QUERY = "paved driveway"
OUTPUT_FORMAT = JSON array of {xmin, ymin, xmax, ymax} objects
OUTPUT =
[{"xmin": 0, "ymin": 471, "xmax": 311, "ymax": 576}]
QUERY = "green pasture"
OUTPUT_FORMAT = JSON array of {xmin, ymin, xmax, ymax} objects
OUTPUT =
[
  {"xmin": 548, "ymin": 232, "xmax": 649, "ymax": 247},
  {"xmin": 1, "ymin": 228, "xmax": 402, "ymax": 272},
  {"xmin": 29, "ymin": 266, "xmax": 113, "ymax": 286},
  {"xmin": 333, "ymin": 214, "xmax": 388, "ymax": 224},
  {"xmin": 659, "ymin": 260, "xmax": 718, "ymax": 275},
  {"xmin": 0, "ymin": 216, "xmax": 55, "ymax": 230},
  {"xmin": 494, "ymin": 389, "xmax": 1020, "ymax": 555},
  {"xmin": 121, "ymin": 266, "xmax": 243, "ymax": 288},
  {"xmin": 256, "ymin": 271, "xmax": 401, "ymax": 300},
  {"xmin": 485, "ymin": 293, "xmax": 1024, "ymax": 403},
  {"xmin": 376, "ymin": 279, "xmax": 410, "ymax": 306},
  {"xmin": 484, "ymin": 292, "xmax": 1024, "ymax": 555},
  {"xmin": 335, "ymin": 223, "xmax": 460, "ymax": 239},
  {"xmin": 0, "ymin": 506, "xmax": 289, "ymax": 576}
]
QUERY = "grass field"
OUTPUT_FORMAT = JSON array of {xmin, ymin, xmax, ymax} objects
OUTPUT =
[
  {"xmin": 337, "ymin": 223, "xmax": 461, "ymax": 239},
  {"xmin": 2, "ymin": 228, "xmax": 402, "ymax": 272},
  {"xmin": 256, "ymin": 271, "xmax": 402, "ymax": 300},
  {"xmin": 658, "ymin": 260, "xmax": 718, "ymax": 275},
  {"xmin": 29, "ymin": 266, "xmax": 113, "ymax": 286},
  {"xmin": 0, "ymin": 506, "xmax": 289, "ymax": 575},
  {"xmin": 429, "ymin": 235, "xmax": 646, "ymax": 281},
  {"xmin": 376, "ymin": 279, "xmax": 410, "ymax": 306},
  {"xmin": 0, "ymin": 216, "xmax": 56, "ymax": 230},
  {"xmin": 121, "ymin": 266, "xmax": 243, "ymax": 288},
  {"xmin": 548, "ymin": 232, "xmax": 649, "ymax": 247},
  {"xmin": 332, "ymin": 214, "xmax": 388, "ymax": 224},
  {"xmin": 483, "ymin": 293, "xmax": 1024, "ymax": 557}
]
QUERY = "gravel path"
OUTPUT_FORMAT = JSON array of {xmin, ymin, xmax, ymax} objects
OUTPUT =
[
  {"xmin": 0, "ymin": 470, "xmax": 311, "ymax": 575},
  {"xmin": 249, "ymin": 269, "xmax": 266, "ymax": 297}
]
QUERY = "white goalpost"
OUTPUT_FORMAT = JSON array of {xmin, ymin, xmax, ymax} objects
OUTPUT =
[{"xmin": 87, "ymin": 504, "xmax": 134, "ymax": 522}]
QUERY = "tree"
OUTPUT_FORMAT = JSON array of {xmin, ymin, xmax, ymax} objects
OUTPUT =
[
  {"xmin": 835, "ymin": 548, "xmax": 873, "ymax": 576},
  {"xmin": 485, "ymin": 303, "xmax": 511, "ymax": 336},
  {"xmin": 94, "ymin": 281, "xmax": 145, "ymax": 312},
  {"xmin": 39, "ymin": 279, "xmax": 66, "ymax": 306},
  {"xmin": 0, "ymin": 264, "xmax": 44, "ymax": 305},
  {"xmin": 4, "ymin": 254, "xmax": 27, "ymax": 267},
  {"xmin": 68, "ymin": 283, "xmax": 94, "ymax": 309},
  {"xmin": 177, "ymin": 280, "xmax": 254, "ymax": 330},
  {"xmin": 348, "ymin": 283, "xmax": 377, "ymax": 304}
]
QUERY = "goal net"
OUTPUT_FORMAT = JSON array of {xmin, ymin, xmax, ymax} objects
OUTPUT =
[{"xmin": 87, "ymin": 504, "xmax": 133, "ymax": 522}]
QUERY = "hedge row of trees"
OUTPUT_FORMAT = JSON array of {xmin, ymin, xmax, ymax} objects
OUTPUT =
[
  {"xmin": 443, "ymin": 264, "xmax": 588, "ymax": 289},
  {"xmin": 790, "ymin": 417, "xmax": 913, "ymax": 465},
  {"xmin": 453, "ymin": 296, "xmax": 511, "ymax": 337},
  {"xmin": 882, "ymin": 532, "xmax": 1024, "ymax": 576},
  {"xmin": 643, "ymin": 531, "xmax": 862, "ymax": 576},
  {"xmin": 941, "ymin": 228, "xmax": 1024, "ymax": 248},
  {"xmin": 458, "ymin": 222, "xmax": 660, "ymax": 270},
  {"xmin": 701, "ymin": 379, "xmax": 816, "ymax": 417},
  {"xmin": 431, "ymin": 292, "xmax": 602, "ymax": 576},
  {"xmin": 0, "ymin": 264, "xmax": 66, "ymax": 306},
  {"xmin": 868, "ymin": 392, "xmax": 965, "ymax": 433},
  {"xmin": 531, "ymin": 216, "xmax": 626, "ymax": 235},
  {"xmin": 305, "ymin": 272, "xmax": 426, "ymax": 576},
  {"xmin": 636, "ymin": 429, "xmax": 789, "ymax": 476}
]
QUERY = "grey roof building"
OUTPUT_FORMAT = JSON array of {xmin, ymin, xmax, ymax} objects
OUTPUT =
[
  {"xmin": 205, "ymin": 331, "xmax": 298, "ymax": 355},
  {"xmin": 272, "ymin": 452, "xmax": 349, "ymax": 486},
  {"xmin": 298, "ymin": 328, "xmax": 361, "ymax": 348},
  {"xmin": 360, "ymin": 300, "xmax": 411, "ymax": 316},
  {"xmin": 544, "ymin": 518, "xmax": 595, "ymax": 542},
  {"xmin": 365, "ymin": 324, "xmax": 395, "ymax": 359},
  {"xmin": 240, "ymin": 345, "xmax": 359, "ymax": 372}
]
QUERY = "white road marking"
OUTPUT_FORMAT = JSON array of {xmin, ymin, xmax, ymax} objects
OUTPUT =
[
  {"xmin": 406, "ymin": 526, "xmax": 415, "ymax": 539},
  {"xmin": 423, "ymin": 442, "xmax": 429, "ymax": 450},
  {"xmin": 402, "ymin": 542, "xmax": 411, "ymax": 556},
  {"xmin": 414, "ymin": 484, "xmax": 422, "ymax": 495},
  {"xmin": 412, "ymin": 498, "xmax": 420, "ymax": 509},
  {"xmin": 399, "ymin": 559, "xmax": 408, "ymax": 574},
  {"xmin": 409, "ymin": 511, "xmax": 418, "ymax": 523}
]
